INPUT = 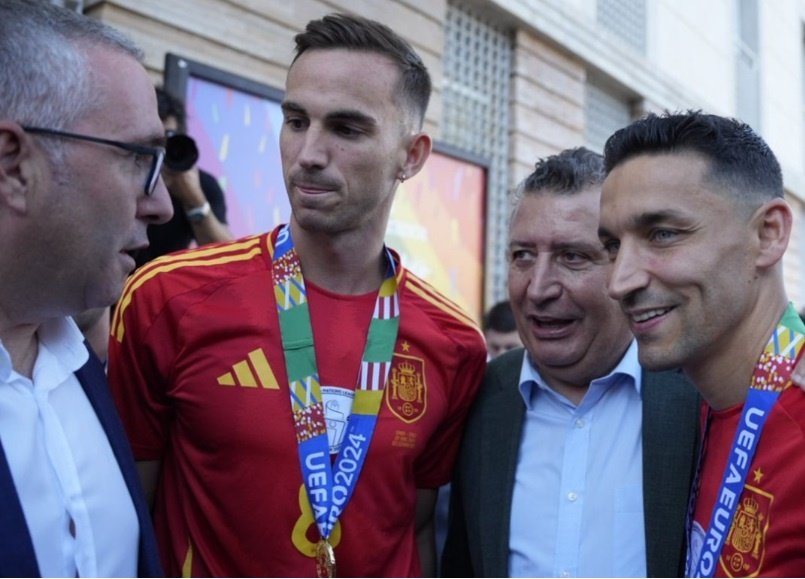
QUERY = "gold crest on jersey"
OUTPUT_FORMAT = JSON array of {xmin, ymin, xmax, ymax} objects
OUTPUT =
[
  {"xmin": 386, "ymin": 354, "xmax": 427, "ymax": 423},
  {"xmin": 720, "ymin": 485, "xmax": 773, "ymax": 577}
]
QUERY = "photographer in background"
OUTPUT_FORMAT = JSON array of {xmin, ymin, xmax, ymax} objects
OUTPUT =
[{"xmin": 134, "ymin": 87, "xmax": 232, "ymax": 267}]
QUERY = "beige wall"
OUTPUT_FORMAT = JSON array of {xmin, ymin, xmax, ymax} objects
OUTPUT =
[
  {"xmin": 649, "ymin": 0, "xmax": 732, "ymax": 112},
  {"xmin": 89, "ymin": 0, "xmax": 805, "ymax": 308},
  {"xmin": 760, "ymin": 0, "xmax": 804, "ymax": 173},
  {"xmin": 510, "ymin": 30, "xmax": 586, "ymax": 184},
  {"xmin": 86, "ymin": 0, "xmax": 447, "ymax": 135},
  {"xmin": 487, "ymin": 0, "xmax": 805, "ymax": 308}
]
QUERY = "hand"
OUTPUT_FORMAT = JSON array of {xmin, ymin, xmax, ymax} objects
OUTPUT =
[
  {"xmin": 163, "ymin": 166, "xmax": 205, "ymax": 208},
  {"xmin": 162, "ymin": 166, "xmax": 234, "ymax": 244}
]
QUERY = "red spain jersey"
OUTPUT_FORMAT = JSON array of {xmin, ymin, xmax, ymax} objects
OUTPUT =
[
  {"xmin": 690, "ymin": 386, "xmax": 805, "ymax": 577},
  {"xmin": 108, "ymin": 228, "xmax": 486, "ymax": 577}
]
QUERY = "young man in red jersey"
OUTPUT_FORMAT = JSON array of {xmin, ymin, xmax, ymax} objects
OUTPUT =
[
  {"xmin": 108, "ymin": 13, "xmax": 486, "ymax": 578},
  {"xmin": 599, "ymin": 111, "xmax": 805, "ymax": 577}
]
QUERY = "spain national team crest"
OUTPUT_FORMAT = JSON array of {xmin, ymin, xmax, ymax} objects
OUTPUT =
[
  {"xmin": 720, "ymin": 485, "xmax": 773, "ymax": 577},
  {"xmin": 385, "ymin": 354, "xmax": 427, "ymax": 423}
]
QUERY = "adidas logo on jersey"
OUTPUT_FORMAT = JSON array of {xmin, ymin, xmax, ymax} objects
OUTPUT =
[{"xmin": 217, "ymin": 348, "xmax": 279, "ymax": 389}]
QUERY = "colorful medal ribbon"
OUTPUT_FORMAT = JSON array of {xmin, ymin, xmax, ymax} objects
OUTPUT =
[
  {"xmin": 272, "ymin": 224, "xmax": 400, "ymax": 576},
  {"xmin": 686, "ymin": 304, "xmax": 805, "ymax": 577}
]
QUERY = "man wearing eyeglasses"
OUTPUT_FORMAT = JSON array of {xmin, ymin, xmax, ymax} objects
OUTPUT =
[{"xmin": 0, "ymin": 1, "xmax": 171, "ymax": 576}]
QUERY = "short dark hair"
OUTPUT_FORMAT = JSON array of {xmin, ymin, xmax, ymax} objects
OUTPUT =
[
  {"xmin": 483, "ymin": 300, "xmax": 517, "ymax": 333},
  {"xmin": 604, "ymin": 110, "xmax": 783, "ymax": 207},
  {"xmin": 510, "ymin": 148, "xmax": 605, "ymax": 230},
  {"xmin": 292, "ymin": 13, "xmax": 431, "ymax": 128},
  {"xmin": 155, "ymin": 86, "xmax": 187, "ymax": 132},
  {"xmin": 515, "ymin": 147, "xmax": 604, "ymax": 202}
]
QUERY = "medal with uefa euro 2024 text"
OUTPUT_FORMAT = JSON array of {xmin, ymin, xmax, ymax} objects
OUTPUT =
[{"xmin": 272, "ymin": 224, "xmax": 401, "ymax": 577}]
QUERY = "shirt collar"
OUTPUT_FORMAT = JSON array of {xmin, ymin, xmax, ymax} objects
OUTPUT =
[
  {"xmin": 39, "ymin": 316, "xmax": 89, "ymax": 371},
  {"xmin": 517, "ymin": 339, "xmax": 642, "ymax": 409},
  {"xmin": 0, "ymin": 317, "xmax": 89, "ymax": 383},
  {"xmin": 0, "ymin": 341, "xmax": 11, "ymax": 383}
]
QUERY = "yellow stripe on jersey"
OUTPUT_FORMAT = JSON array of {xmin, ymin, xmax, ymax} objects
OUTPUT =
[
  {"xmin": 182, "ymin": 542, "xmax": 193, "ymax": 578},
  {"xmin": 248, "ymin": 348, "xmax": 280, "ymax": 389},
  {"xmin": 113, "ymin": 240, "xmax": 263, "ymax": 342},
  {"xmin": 265, "ymin": 230, "xmax": 276, "ymax": 256},
  {"xmin": 113, "ymin": 237, "xmax": 264, "ymax": 332},
  {"xmin": 125, "ymin": 236, "xmax": 262, "ymax": 290},
  {"xmin": 114, "ymin": 241, "xmax": 260, "ymax": 332},
  {"xmin": 404, "ymin": 276, "xmax": 481, "ymax": 332},
  {"xmin": 405, "ymin": 274, "xmax": 476, "ymax": 323}
]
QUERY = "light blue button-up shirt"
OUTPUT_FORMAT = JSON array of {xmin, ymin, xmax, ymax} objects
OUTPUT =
[{"xmin": 509, "ymin": 340, "xmax": 645, "ymax": 578}]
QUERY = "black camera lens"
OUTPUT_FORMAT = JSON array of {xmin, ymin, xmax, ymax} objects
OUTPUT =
[{"xmin": 164, "ymin": 133, "xmax": 199, "ymax": 172}]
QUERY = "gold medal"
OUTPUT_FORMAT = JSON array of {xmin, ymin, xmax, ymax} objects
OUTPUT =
[{"xmin": 315, "ymin": 539, "xmax": 336, "ymax": 578}]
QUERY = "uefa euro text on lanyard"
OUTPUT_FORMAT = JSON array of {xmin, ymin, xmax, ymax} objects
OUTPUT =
[
  {"xmin": 272, "ymin": 224, "xmax": 400, "ymax": 578},
  {"xmin": 685, "ymin": 304, "xmax": 805, "ymax": 577}
]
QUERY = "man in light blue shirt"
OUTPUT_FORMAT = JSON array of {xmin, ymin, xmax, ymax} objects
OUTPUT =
[
  {"xmin": 509, "ymin": 342, "xmax": 645, "ymax": 577},
  {"xmin": 442, "ymin": 148, "xmax": 700, "ymax": 577}
]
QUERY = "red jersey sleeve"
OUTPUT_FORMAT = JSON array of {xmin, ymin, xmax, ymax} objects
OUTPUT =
[
  {"xmin": 397, "ymin": 271, "xmax": 487, "ymax": 489},
  {"xmin": 108, "ymin": 236, "xmax": 269, "ymax": 460}
]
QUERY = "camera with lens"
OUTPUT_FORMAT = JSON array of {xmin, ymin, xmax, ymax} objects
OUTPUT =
[{"xmin": 165, "ymin": 132, "xmax": 199, "ymax": 172}]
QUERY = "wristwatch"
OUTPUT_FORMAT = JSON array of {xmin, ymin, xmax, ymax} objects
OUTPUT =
[{"xmin": 185, "ymin": 201, "xmax": 211, "ymax": 223}]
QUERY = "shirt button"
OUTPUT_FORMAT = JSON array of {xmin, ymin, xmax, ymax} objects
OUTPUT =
[
  {"xmin": 567, "ymin": 492, "xmax": 578, "ymax": 502},
  {"xmin": 561, "ymin": 571, "xmax": 571, "ymax": 577},
  {"xmin": 575, "ymin": 419, "xmax": 585, "ymax": 428}
]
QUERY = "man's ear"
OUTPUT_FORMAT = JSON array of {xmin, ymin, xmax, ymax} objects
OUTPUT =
[
  {"xmin": 753, "ymin": 198, "xmax": 792, "ymax": 269},
  {"xmin": 0, "ymin": 121, "xmax": 34, "ymax": 213},
  {"xmin": 399, "ymin": 131, "xmax": 432, "ymax": 182}
]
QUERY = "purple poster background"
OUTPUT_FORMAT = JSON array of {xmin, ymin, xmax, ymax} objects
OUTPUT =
[
  {"xmin": 186, "ymin": 76, "xmax": 289, "ymax": 237},
  {"xmin": 182, "ymin": 74, "xmax": 485, "ymax": 321}
]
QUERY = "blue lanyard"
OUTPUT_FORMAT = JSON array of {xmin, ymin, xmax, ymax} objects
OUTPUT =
[{"xmin": 685, "ymin": 306, "xmax": 805, "ymax": 577}]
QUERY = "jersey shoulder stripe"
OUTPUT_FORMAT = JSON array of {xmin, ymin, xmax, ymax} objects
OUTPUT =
[
  {"xmin": 131, "ymin": 235, "xmax": 263, "ymax": 280},
  {"xmin": 112, "ymin": 235, "xmax": 267, "ymax": 342},
  {"xmin": 402, "ymin": 270, "xmax": 481, "ymax": 334}
]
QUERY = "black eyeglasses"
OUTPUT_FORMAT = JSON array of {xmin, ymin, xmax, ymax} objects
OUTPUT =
[{"xmin": 22, "ymin": 126, "xmax": 166, "ymax": 196}]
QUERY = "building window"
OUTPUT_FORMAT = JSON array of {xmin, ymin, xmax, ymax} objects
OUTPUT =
[
  {"xmin": 50, "ymin": 0, "xmax": 84, "ymax": 11},
  {"xmin": 597, "ymin": 0, "xmax": 647, "ymax": 54},
  {"xmin": 584, "ymin": 78, "xmax": 633, "ymax": 154},
  {"xmin": 735, "ymin": 0, "xmax": 760, "ymax": 130},
  {"xmin": 442, "ymin": 1, "xmax": 513, "ymax": 304}
]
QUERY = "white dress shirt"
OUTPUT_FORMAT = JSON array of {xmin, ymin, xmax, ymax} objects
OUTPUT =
[
  {"xmin": 509, "ymin": 340, "xmax": 646, "ymax": 578},
  {"xmin": 0, "ymin": 317, "xmax": 138, "ymax": 577}
]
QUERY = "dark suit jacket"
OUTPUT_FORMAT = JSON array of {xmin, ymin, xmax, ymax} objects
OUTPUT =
[
  {"xmin": 0, "ymin": 348, "xmax": 162, "ymax": 577},
  {"xmin": 442, "ymin": 347, "xmax": 700, "ymax": 578}
]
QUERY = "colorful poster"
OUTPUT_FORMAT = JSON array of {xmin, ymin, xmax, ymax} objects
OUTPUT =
[
  {"xmin": 186, "ymin": 76, "xmax": 289, "ymax": 234},
  {"xmin": 387, "ymin": 153, "xmax": 485, "ymax": 321},
  {"xmin": 184, "ymin": 75, "xmax": 485, "ymax": 322}
]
